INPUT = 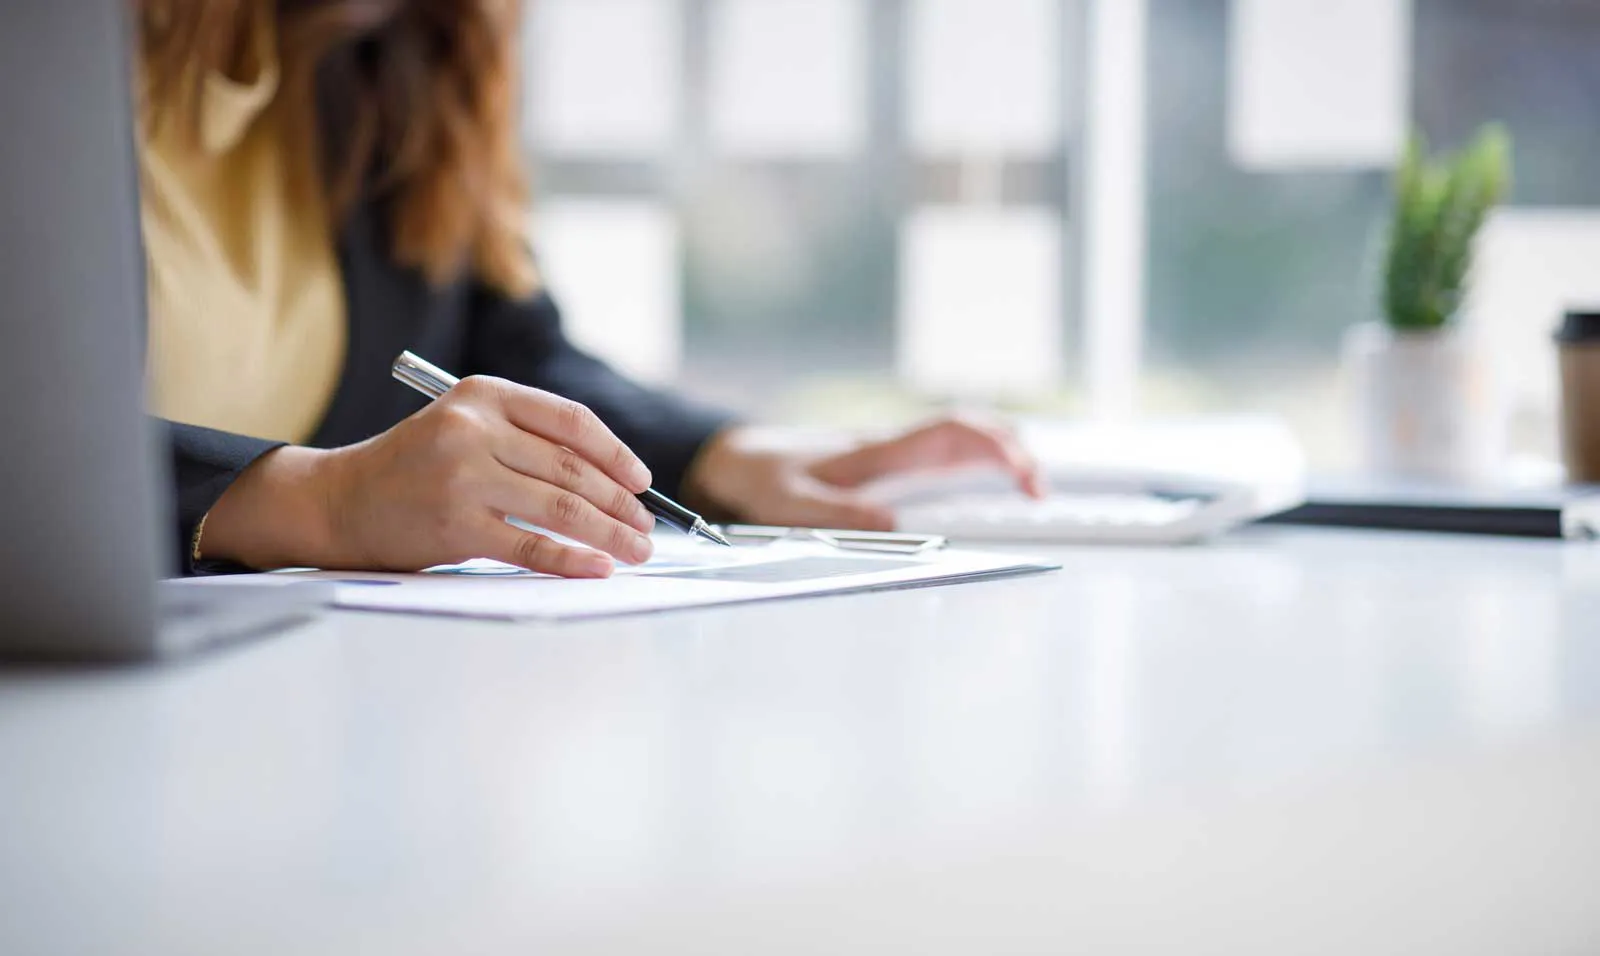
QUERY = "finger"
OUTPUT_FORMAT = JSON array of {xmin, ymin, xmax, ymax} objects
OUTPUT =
[
  {"xmin": 480, "ymin": 517, "xmax": 616, "ymax": 579},
  {"xmin": 981, "ymin": 425, "xmax": 1048, "ymax": 499},
  {"xmin": 488, "ymin": 379, "xmax": 653, "ymax": 493},
  {"xmin": 809, "ymin": 421, "xmax": 983, "ymax": 485},
  {"xmin": 814, "ymin": 419, "xmax": 1043, "ymax": 494},
  {"xmin": 768, "ymin": 476, "xmax": 896, "ymax": 532},
  {"xmin": 486, "ymin": 471, "xmax": 656, "ymax": 566},
  {"xmin": 491, "ymin": 423, "xmax": 656, "ymax": 534},
  {"xmin": 923, "ymin": 420, "xmax": 1043, "ymax": 497}
]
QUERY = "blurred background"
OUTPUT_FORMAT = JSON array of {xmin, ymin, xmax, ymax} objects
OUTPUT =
[{"xmin": 519, "ymin": 0, "xmax": 1600, "ymax": 470}]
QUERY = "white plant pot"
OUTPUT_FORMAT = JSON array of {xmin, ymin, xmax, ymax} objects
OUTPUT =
[{"xmin": 1343, "ymin": 322, "xmax": 1502, "ymax": 483}]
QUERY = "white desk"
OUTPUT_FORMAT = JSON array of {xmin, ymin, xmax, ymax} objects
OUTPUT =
[{"xmin": 3, "ymin": 527, "xmax": 1599, "ymax": 955}]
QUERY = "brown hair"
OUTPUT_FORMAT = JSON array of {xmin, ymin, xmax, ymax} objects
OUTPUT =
[{"xmin": 137, "ymin": 0, "xmax": 539, "ymax": 298}]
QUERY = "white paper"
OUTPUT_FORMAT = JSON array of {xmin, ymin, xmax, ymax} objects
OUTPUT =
[{"xmin": 289, "ymin": 540, "xmax": 1052, "ymax": 622}]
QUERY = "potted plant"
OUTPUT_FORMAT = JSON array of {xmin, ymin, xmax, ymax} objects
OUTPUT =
[{"xmin": 1345, "ymin": 124, "xmax": 1513, "ymax": 483}]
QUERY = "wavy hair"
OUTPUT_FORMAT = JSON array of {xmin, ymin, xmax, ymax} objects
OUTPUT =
[{"xmin": 138, "ymin": 0, "xmax": 538, "ymax": 297}]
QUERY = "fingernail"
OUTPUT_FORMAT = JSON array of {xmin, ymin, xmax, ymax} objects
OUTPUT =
[
  {"xmin": 629, "ymin": 460, "xmax": 653, "ymax": 491},
  {"xmin": 628, "ymin": 533, "xmax": 655, "ymax": 564},
  {"xmin": 577, "ymin": 552, "xmax": 614, "ymax": 578}
]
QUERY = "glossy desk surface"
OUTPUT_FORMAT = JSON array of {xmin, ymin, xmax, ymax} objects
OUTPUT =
[{"xmin": 4, "ymin": 528, "xmax": 1600, "ymax": 955}]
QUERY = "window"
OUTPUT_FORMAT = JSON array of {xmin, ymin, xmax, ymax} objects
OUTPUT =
[
  {"xmin": 522, "ymin": 0, "xmax": 1600, "ymax": 469},
  {"xmin": 522, "ymin": 0, "xmax": 1081, "ymax": 420},
  {"xmin": 708, "ymin": 0, "xmax": 868, "ymax": 158}
]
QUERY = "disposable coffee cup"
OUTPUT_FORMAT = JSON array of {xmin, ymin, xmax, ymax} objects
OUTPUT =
[{"xmin": 1556, "ymin": 310, "xmax": 1600, "ymax": 483}]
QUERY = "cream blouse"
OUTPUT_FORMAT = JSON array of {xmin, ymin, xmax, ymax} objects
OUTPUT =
[{"xmin": 138, "ymin": 13, "xmax": 346, "ymax": 444}]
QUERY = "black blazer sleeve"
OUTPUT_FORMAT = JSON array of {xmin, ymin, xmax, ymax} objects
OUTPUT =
[
  {"xmin": 163, "ymin": 421, "xmax": 284, "ymax": 575},
  {"xmin": 463, "ymin": 287, "xmax": 737, "ymax": 501}
]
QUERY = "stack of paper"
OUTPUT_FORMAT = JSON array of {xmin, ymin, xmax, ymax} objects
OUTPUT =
[{"xmin": 275, "ymin": 537, "xmax": 1057, "ymax": 623}]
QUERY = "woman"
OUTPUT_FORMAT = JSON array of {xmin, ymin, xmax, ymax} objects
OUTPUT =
[{"xmin": 140, "ymin": 0, "xmax": 1040, "ymax": 578}]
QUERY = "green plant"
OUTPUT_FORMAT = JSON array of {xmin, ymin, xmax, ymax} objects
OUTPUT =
[{"xmin": 1382, "ymin": 124, "xmax": 1512, "ymax": 332}]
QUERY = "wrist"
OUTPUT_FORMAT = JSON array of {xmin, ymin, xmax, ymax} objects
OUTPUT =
[{"xmin": 200, "ymin": 445, "xmax": 341, "ymax": 570}]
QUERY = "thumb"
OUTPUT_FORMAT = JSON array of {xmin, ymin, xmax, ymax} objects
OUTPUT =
[{"xmin": 777, "ymin": 477, "xmax": 897, "ymax": 532}]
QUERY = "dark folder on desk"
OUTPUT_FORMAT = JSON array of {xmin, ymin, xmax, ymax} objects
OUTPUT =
[{"xmin": 1261, "ymin": 479, "xmax": 1600, "ymax": 540}]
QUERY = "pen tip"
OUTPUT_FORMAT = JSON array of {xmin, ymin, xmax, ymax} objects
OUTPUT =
[{"xmin": 701, "ymin": 525, "xmax": 734, "ymax": 547}]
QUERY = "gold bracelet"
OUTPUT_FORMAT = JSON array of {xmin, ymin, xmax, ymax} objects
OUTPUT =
[{"xmin": 190, "ymin": 511, "xmax": 210, "ymax": 564}]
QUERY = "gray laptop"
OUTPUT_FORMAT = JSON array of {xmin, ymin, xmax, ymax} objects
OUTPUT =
[{"xmin": 0, "ymin": 1, "xmax": 329, "ymax": 661}]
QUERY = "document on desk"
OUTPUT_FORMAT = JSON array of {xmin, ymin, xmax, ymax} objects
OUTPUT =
[{"xmin": 290, "ymin": 537, "xmax": 1058, "ymax": 623}]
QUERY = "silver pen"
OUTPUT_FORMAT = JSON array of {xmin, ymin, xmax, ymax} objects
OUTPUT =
[{"xmin": 392, "ymin": 351, "xmax": 732, "ymax": 547}]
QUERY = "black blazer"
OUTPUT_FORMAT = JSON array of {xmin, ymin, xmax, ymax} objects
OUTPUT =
[{"xmin": 165, "ymin": 200, "xmax": 733, "ymax": 574}]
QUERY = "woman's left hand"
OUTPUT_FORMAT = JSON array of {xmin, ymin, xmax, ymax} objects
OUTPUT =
[{"xmin": 683, "ymin": 418, "xmax": 1046, "ymax": 532}]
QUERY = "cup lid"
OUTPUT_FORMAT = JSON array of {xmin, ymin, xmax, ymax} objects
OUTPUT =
[{"xmin": 1555, "ymin": 310, "xmax": 1600, "ymax": 344}]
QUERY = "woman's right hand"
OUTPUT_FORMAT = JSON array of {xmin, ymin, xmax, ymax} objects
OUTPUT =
[{"xmin": 199, "ymin": 376, "xmax": 658, "ymax": 577}]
